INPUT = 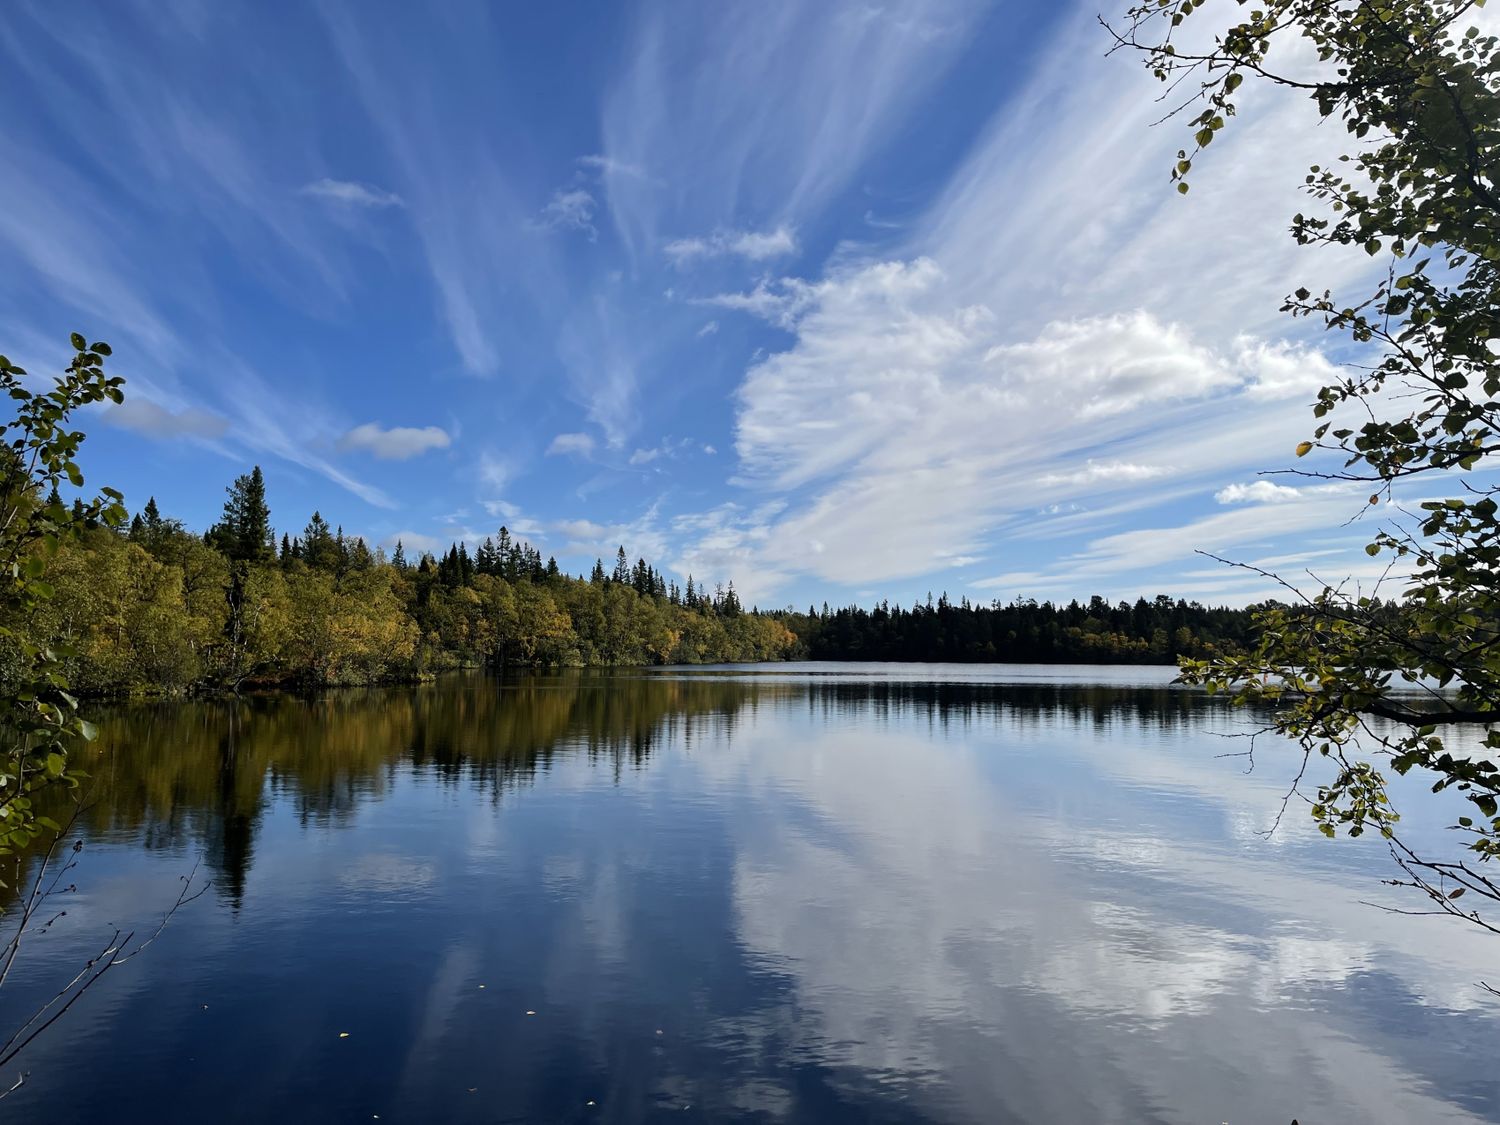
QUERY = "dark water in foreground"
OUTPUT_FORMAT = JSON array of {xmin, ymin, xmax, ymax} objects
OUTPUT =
[{"xmin": 4, "ymin": 664, "xmax": 1497, "ymax": 1123}]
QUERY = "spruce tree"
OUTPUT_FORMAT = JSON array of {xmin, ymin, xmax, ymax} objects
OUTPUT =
[
  {"xmin": 214, "ymin": 466, "xmax": 274, "ymax": 563},
  {"xmin": 301, "ymin": 512, "xmax": 338, "ymax": 570}
]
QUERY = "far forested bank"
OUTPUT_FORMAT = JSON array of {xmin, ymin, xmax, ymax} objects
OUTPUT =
[{"xmin": 4, "ymin": 466, "xmax": 1265, "ymax": 697}]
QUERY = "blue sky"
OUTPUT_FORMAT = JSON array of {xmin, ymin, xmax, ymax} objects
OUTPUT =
[{"xmin": 1, "ymin": 0, "xmax": 1461, "ymax": 609}]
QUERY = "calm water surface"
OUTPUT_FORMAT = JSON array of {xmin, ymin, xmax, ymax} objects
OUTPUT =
[{"xmin": 5, "ymin": 664, "xmax": 1497, "ymax": 1123}]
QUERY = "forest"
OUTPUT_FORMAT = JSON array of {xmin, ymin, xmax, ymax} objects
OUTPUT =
[
  {"xmin": 775, "ymin": 594, "xmax": 1256, "ymax": 664},
  {"xmin": 0, "ymin": 462, "xmax": 1267, "ymax": 696}
]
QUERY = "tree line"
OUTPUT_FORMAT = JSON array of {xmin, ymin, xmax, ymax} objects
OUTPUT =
[
  {"xmin": 2, "ymin": 466, "xmax": 797, "ymax": 695},
  {"xmin": 0, "ymin": 461, "xmax": 1273, "ymax": 696},
  {"xmin": 773, "ymin": 593, "xmax": 1256, "ymax": 664}
]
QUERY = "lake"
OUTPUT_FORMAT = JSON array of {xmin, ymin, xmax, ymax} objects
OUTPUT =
[{"xmin": 4, "ymin": 664, "xmax": 1497, "ymax": 1123}]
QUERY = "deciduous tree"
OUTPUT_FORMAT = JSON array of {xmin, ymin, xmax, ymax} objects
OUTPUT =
[{"xmin": 1111, "ymin": 0, "xmax": 1500, "ymax": 928}]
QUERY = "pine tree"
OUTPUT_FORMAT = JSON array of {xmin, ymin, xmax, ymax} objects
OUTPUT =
[
  {"xmin": 392, "ymin": 540, "xmax": 407, "ymax": 570},
  {"xmin": 613, "ymin": 546, "xmax": 629, "ymax": 584}
]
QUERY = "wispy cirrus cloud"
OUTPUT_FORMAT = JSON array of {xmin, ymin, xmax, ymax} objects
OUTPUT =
[
  {"xmin": 661, "ymin": 6, "xmax": 1408, "ymax": 604},
  {"xmin": 301, "ymin": 178, "xmax": 404, "ymax": 208},
  {"xmin": 664, "ymin": 225, "xmax": 798, "ymax": 267},
  {"xmin": 1039, "ymin": 462, "xmax": 1171, "ymax": 488},
  {"xmin": 546, "ymin": 432, "xmax": 596, "ymax": 457},
  {"xmin": 534, "ymin": 188, "xmax": 597, "ymax": 238},
  {"xmin": 598, "ymin": 0, "xmax": 988, "ymax": 267},
  {"xmin": 317, "ymin": 1, "xmax": 569, "ymax": 378}
]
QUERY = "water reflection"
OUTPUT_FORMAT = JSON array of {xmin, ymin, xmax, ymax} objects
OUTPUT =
[{"xmin": 5, "ymin": 668, "xmax": 1496, "ymax": 1123}]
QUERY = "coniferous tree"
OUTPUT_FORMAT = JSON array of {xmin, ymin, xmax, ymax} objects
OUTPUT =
[
  {"xmin": 212, "ymin": 466, "xmax": 274, "ymax": 563},
  {"xmin": 302, "ymin": 512, "xmax": 338, "ymax": 571},
  {"xmin": 349, "ymin": 536, "xmax": 374, "ymax": 572}
]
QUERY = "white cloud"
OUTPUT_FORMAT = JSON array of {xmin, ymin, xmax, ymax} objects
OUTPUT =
[
  {"xmin": 697, "ymin": 277, "xmax": 818, "ymax": 328},
  {"xmin": 338, "ymin": 422, "xmax": 451, "ymax": 460},
  {"xmin": 1215, "ymin": 480, "xmax": 1306, "ymax": 505},
  {"xmin": 105, "ymin": 397, "xmax": 229, "ymax": 439},
  {"xmin": 728, "ymin": 259, "xmax": 1234, "ymax": 497},
  {"xmin": 478, "ymin": 452, "xmax": 512, "ymax": 492},
  {"xmin": 483, "ymin": 499, "xmax": 522, "ymax": 520},
  {"xmin": 301, "ymin": 178, "xmax": 404, "ymax": 208},
  {"xmin": 551, "ymin": 505, "xmax": 672, "ymax": 571},
  {"xmin": 696, "ymin": 320, "xmax": 720, "ymax": 338},
  {"xmin": 535, "ymin": 188, "xmax": 597, "ymax": 238},
  {"xmin": 575, "ymin": 153, "xmax": 652, "ymax": 181},
  {"xmin": 665, "ymin": 225, "xmax": 797, "ymax": 267},
  {"xmin": 687, "ymin": 242, "xmax": 1372, "ymax": 596},
  {"xmin": 1038, "ymin": 461, "xmax": 1170, "ymax": 487},
  {"xmin": 1237, "ymin": 338, "xmax": 1346, "ymax": 401},
  {"xmin": 984, "ymin": 312, "xmax": 1236, "ymax": 420},
  {"xmin": 624, "ymin": 436, "xmax": 703, "ymax": 468},
  {"xmin": 649, "ymin": 4, "xmax": 1418, "ymax": 603},
  {"xmin": 546, "ymin": 432, "xmax": 596, "ymax": 457},
  {"xmin": 553, "ymin": 518, "xmax": 609, "ymax": 540}
]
